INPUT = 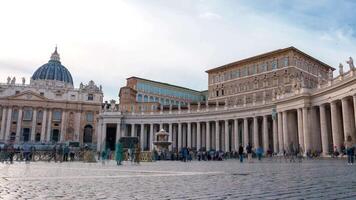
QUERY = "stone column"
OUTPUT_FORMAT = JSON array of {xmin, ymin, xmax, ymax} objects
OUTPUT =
[
  {"xmin": 243, "ymin": 118, "xmax": 249, "ymax": 147},
  {"xmin": 150, "ymin": 123, "xmax": 154, "ymax": 151},
  {"xmin": 341, "ymin": 98, "xmax": 351, "ymax": 140},
  {"xmin": 116, "ymin": 123, "xmax": 121, "ymax": 143},
  {"xmin": 101, "ymin": 122, "xmax": 107, "ymax": 151},
  {"xmin": 46, "ymin": 110, "xmax": 52, "ymax": 142},
  {"xmin": 263, "ymin": 115, "xmax": 268, "ymax": 152},
  {"xmin": 272, "ymin": 115, "xmax": 278, "ymax": 153},
  {"xmin": 169, "ymin": 123, "xmax": 173, "ymax": 151},
  {"xmin": 297, "ymin": 108, "xmax": 304, "ymax": 151},
  {"xmin": 303, "ymin": 107, "xmax": 311, "ymax": 153},
  {"xmin": 187, "ymin": 122, "xmax": 192, "ymax": 148},
  {"xmin": 178, "ymin": 123, "xmax": 182, "ymax": 150},
  {"xmin": 206, "ymin": 121, "xmax": 210, "ymax": 150},
  {"xmin": 30, "ymin": 109, "xmax": 37, "ymax": 142},
  {"xmin": 15, "ymin": 107, "xmax": 23, "ymax": 142},
  {"xmin": 196, "ymin": 122, "xmax": 201, "ymax": 151},
  {"xmin": 331, "ymin": 101, "xmax": 343, "ymax": 151},
  {"xmin": 215, "ymin": 120, "xmax": 220, "ymax": 151},
  {"xmin": 319, "ymin": 104, "xmax": 329, "ymax": 156},
  {"xmin": 253, "ymin": 116, "xmax": 259, "ymax": 149},
  {"xmin": 0, "ymin": 107, "xmax": 7, "ymax": 140},
  {"xmin": 234, "ymin": 119, "xmax": 239, "ymax": 151},
  {"xmin": 131, "ymin": 124, "xmax": 135, "ymax": 137},
  {"xmin": 40, "ymin": 109, "xmax": 47, "ymax": 142},
  {"xmin": 140, "ymin": 124, "xmax": 144, "ymax": 150},
  {"xmin": 74, "ymin": 112, "xmax": 81, "ymax": 141},
  {"xmin": 96, "ymin": 119, "xmax": 102, "ymax": 152},
  {"xmin": 160, "ymin": 123, "xmax": 164, "ymax": 131},
  {"xmin": 224, "ymin": 120, "xmax": 229, "ymax": 152},
  {"xmin": 282, "ymin": 111, "xmax": 288, "ymax": 151},
  {"xmin": 4, "ymin": 107, "xmax": 12, "ymax": 141},
  {"xmin": 60, "ymin": 110, "xmax": 66, "ymax": 142},
  {"xmin": 278, "ymin": 112, "xmax": 284, "ymax": 153}
]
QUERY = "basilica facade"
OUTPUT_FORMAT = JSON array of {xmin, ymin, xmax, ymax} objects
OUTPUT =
[
  {"xmin": 99, "ymin": 46, "xmax": 356, "ymax": 156},
  {"xmin": 0, "ymin": 48, "xmax": 103, "ymax": 146}
]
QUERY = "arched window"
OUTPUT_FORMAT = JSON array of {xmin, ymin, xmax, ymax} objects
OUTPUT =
[{"xmin": 83, "ymin": 125, "xmax": 93, "ymax": 144}]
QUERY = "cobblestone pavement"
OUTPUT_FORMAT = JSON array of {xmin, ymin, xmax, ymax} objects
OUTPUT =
[{"xmin": 0, "ymin": 159, "xmax": 355, "ymax": 200}]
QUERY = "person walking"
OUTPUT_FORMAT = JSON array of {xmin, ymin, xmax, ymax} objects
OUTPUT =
[
  {"xmin": 238, "ymin": 145, "xmax": 244, "ymax": 163},
  {"xmin": 115, "ymin": 142, "xmax": 123, "ymax": 166},
  {"xmin": 256, "ymin": 146, "xmax": 263, "ymax": 161},
  {"xmin": 63, "ymin": 145, "xmax": 69, "ymax": 162},
  {"xmin": 23, "ymin": 143, "xmax": 31, "ymax": 163},
  {"xmin": 134, "ymin": 145, "xmax": 141, "ymax": 164},
  {"xmin": 246, "ymin": 144, "xmax": 252, "ymax": 162},
  {"xmin": 345, "ymin": 135, "xmax": 355, "ymax": 165}
]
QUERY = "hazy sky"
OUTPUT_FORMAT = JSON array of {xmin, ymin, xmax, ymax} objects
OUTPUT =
[{"xmin": 1, "ymin": 0, "xmax": 356, "ymax": 101}]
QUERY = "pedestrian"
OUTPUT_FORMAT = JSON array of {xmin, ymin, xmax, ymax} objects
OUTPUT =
[
  {"xmin": 238, "ymin": 145, "xmax": 244, "ymax": 163},
  {"xmin": 101, "ymin": 148, "xmax": 107, "ymax": 165},
  {"xmin": 345, "ymin": 135, "xmax": 355, "ymax": 165},
  {"xmin": 246, "ymin": 144, "xmax": 252, "ymax": 162},
  {"xmin": 256, "ymin": 146, "xmax": 263, "ymax": 161},
  {"xmin": 63, "ymin": 145, "xmax": 69, "ymax": 162},
  {"xmin": 23, "ymin": 143, "xmax": 31, "ymax": 163},
  {"xmin": 134, "ymin": 145, "xmax": 141, "ymax": 164},
  {"xmin": 115, "ymin": 142, "xmax": 123, "ymax": 166}
]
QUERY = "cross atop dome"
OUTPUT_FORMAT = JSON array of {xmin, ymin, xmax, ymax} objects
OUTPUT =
[{"xmin": 50, "ymin": 46, "xmax": 60, "ymax": 62}]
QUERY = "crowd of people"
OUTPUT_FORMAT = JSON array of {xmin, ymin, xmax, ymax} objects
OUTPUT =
[
  {"xmin": 0, "ymin": 142, "xmax": 92, "ymax": 164},
  {"xmin": 1, "ymin": 135, "xmax": 355, "ymax": 165}
]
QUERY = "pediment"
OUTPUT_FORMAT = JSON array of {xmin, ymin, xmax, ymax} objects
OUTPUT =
[{"xmin": 8, "ymin": 91, "xmax": 48, "ymax": 101}]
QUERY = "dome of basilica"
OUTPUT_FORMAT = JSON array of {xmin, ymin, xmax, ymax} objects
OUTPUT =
[{"xmin": 32, "ymin": 47, "xmax": 73, "ymax": 85}]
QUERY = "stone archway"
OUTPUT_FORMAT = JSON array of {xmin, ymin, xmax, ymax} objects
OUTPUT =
[{"xmin": 83, "ymin": 125, "xmax": 93, "ymax": 144}]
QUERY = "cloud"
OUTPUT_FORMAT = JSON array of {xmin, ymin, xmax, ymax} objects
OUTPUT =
[
  {"xmin": 199, "ymin": 12, "xmax": 222, "ymax": 20},
  {"xmin": 0, "ymin": 0, "xmax": 356, "ymax": 101}
]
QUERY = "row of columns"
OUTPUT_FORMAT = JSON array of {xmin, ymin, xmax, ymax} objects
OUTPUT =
[
  {"xmin": 0, "ymin": 106, "xmax": 81, "ymax": 143},
  {"xmin": 110, "ymin": 116, "xmax": 275, "ymax": 153}
]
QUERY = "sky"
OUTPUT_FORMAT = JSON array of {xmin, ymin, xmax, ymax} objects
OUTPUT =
[{"xmin": 1, "ymin": 0, "xmax": 356, "ymax": 101}]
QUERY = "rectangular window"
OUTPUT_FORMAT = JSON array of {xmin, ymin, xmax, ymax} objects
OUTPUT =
[
  {"xmin": 88, "ymin": 94, "xmax": 94, "ymax": 101},
  {"xmin": 53, "ymin": 110, "xmax": 62, "ymax": 121},
  {"xmin": 23, "ymin": 109, "xmax": 33, "ymax": 121},
  {"xmin": 284, "ymin": 57, "xmax": 289, "ymax": 67},
  {"xmin": 272, "ymin": 60, "xmax": 277, "ymax": 70},
  {"xmin": 86, "ymin": 112, "xmax": 94, "ymax": 122}
]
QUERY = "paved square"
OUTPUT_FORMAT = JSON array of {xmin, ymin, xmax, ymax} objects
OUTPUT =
[{"xmin": 0, "ymin": 159, "xmax": 356, "ymax": 199}]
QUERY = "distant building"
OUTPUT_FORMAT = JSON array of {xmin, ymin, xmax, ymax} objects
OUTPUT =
[
  {"xmin": 99, "ymin": 46, "xmax": 356, "ymax": 157},
  {"xmin": 0, "ymin": 48, "xmax": 103, "ymax": 145},
  {"xmin": 119, "ymin": 76, "xmax": 206, "ymax": 113}
]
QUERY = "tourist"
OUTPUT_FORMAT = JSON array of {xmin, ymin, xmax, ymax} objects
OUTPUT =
[
  {"xmin": 23, "ymin": 143, "xmax": 31, "ymax": 163},
  {"xmin": 101, "ymin": 148, "xmax": 108, "ymax": 165},
  {"xmin": 63, "ymin": 145, "xmax": 69, "ymax": 162},
  {"xmin": 115, "ymin": 142, "xmax": 123, "ymax": 166},
  {"xmin": 69, "ymin": 146, "xmax": 75, "ymax": 161},
  {"xmin": 238, "ymin": 145, "xmax": 244, "ymax": 163},
  {"xmin": 256, "ymin": 146, "xmax": 263, "ymax": 161},
  {"xmin": 7, "ymin": 143, "xmax": 15, "ymax": 164},
  {"xmin": 246, "ymin": 144, "xmax": 252, "ymax": 162},
  {"xmin": 57, "ymin": 144, "xmax": 63, "ymax": 162},
  {"xmin": 345, "ymin": 135, "xmax": 355, "ymax": 165},
  {"xmin": 134, "ymin": 145, "xmax": 141, "ymax": 164}
]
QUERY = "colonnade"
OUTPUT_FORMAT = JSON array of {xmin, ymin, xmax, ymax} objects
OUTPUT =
[
  {"xmin": 101, "ymin": 94, "xmax": 356, "ymax": 156},
  {"xmin": 0, "ymin": 106, "xmax": 82, "ymax": 143}
]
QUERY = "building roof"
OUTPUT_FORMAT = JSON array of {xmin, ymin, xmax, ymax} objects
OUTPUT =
[
  {"xmin": 127, "ymin": 76, "xmax": 205, "ymax": 94},
  {"xmin": 205, "ymin": 46, "xmax": 334, "ymax": 73},
  {"xmin": 32, "ymin": 47, "xmax": 74, "ymax": 85}
]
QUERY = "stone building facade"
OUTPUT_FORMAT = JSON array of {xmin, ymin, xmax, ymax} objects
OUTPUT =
[
  {"xmin": 98, "ymin": 46, "xmax": 356, "ymax": 157},
  {"xmin": 0, "ymin": 48, "xmax": 103, "ymax": 146}
]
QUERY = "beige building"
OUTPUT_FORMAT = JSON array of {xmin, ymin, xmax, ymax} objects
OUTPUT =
[
  {"xmin": 0, "ymin": 48, "xmax": 103, "ymax": 146},
  {"xmin": 98, "ymin": 46, "xmax": 356, "ymax": 156}
]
